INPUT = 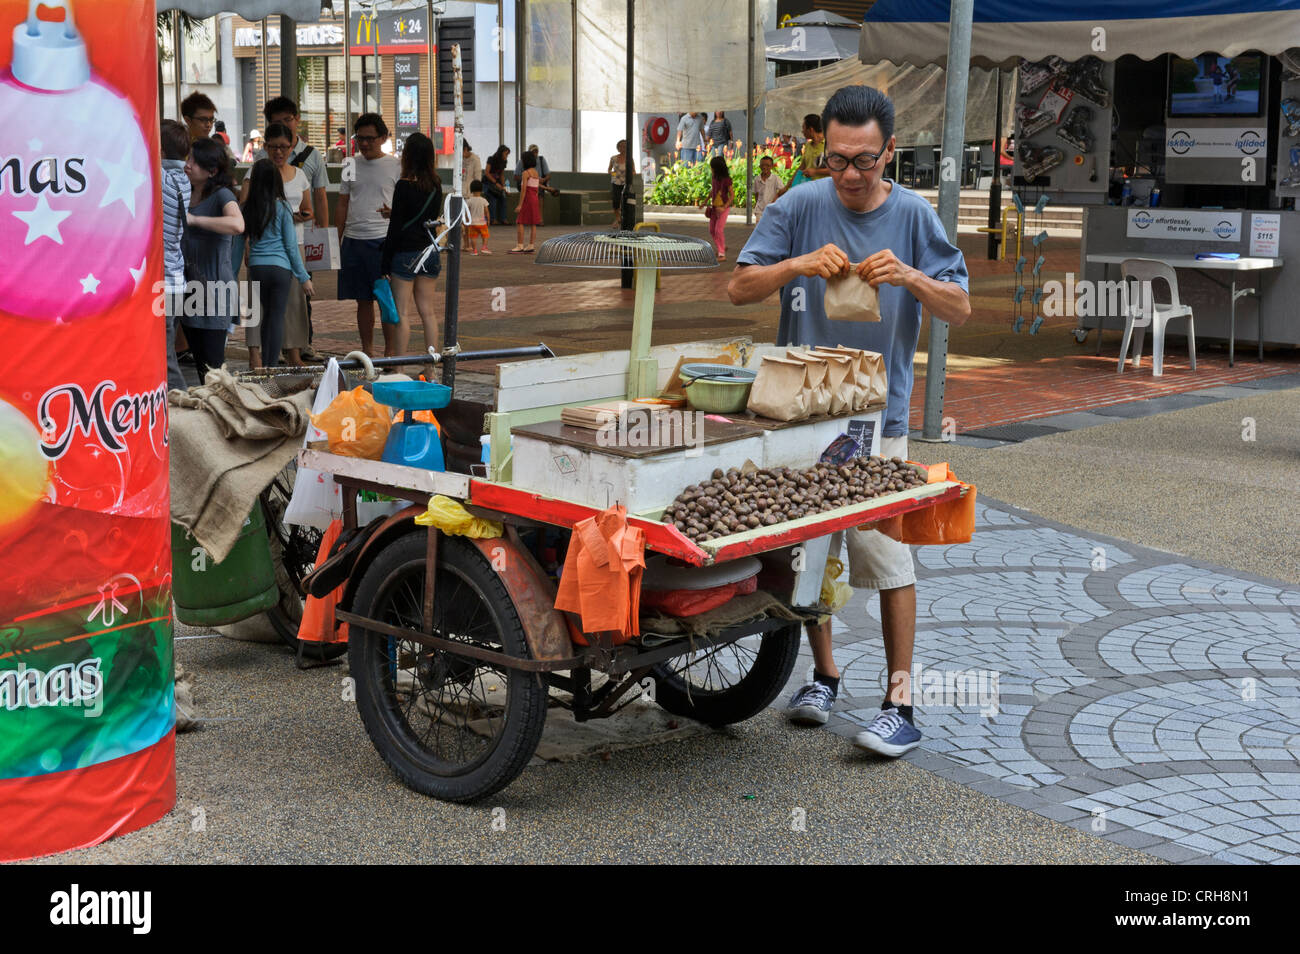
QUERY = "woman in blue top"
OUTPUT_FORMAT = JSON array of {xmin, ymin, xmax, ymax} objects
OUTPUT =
[{"xmin": 240, "ymin": 159, "xmax": 314, "ymax": 369}]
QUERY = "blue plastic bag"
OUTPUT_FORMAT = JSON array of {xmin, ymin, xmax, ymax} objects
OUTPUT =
[{"xmin": 373, "ymin": 277, "xmax": 400, "ymax": 325}]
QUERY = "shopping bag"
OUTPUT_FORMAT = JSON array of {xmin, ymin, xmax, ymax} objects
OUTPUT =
[
  {"xmin": 301, "ymin": 226, "xmax": 340, "ymax": 272},
  {"xmin": 297, "ymin": 519, "xmax": 349, "ymax": 644},
  {"xmin": 824, "ymin": 271, "xmax": 882, "ymax": 322},
  {"xmin": 373, "ymin": 278, "xmax": 401, "ymax": 325},
  {"xmin": 746, "ymin": 355, "xmax": 812, "ymax": 422},
  {"xmin": 310, "ymin": 385, "xmax": 392, "ymax": 459},
  {"xmin": 283, "ymin": 358, "xmax": 344, "ymax": 529},
  {"xmin": 554, "ymin": 504, "xmax": 645, "ymax": 642}
]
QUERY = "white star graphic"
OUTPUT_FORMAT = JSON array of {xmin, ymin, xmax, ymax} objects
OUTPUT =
[
  {"xmin": 128, "ymin": 257, "xmax": 147, "ymax": 289},
  {"xmin": 97, "ymin": 146, "xmax": 147, "ymax": 217},
  {"xmin": 12, "ymin": 193, "xmax": 71, "ymax": 245},
  {"xmin": 79, "ymin": 273, "xmax": 101, "ymax": 294},
  {"xmin": 27, "ymin": 138, "xmax": 42, "ymax": 152}
]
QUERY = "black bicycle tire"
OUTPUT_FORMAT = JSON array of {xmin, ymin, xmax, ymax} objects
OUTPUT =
[
  {"xmin": 348, "ymin": 532, "xmax": 548, "ymax": 802},
  {"xmin": 650, "ymin": 621, "xmax": 801, "ymax": 727}
]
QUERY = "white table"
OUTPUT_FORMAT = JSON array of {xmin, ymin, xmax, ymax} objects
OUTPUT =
[{"xmin": 1085, "ymin": 254, "xmax": 1284, "ymax": 365}]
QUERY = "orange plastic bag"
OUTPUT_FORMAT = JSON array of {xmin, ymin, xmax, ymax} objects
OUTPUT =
[
  {"xmin": 297, "ymin": 519, "xmax": 349, "ymax": 645},
  {"xmin": 868, "ymin": 462, "xmax": 977, "ymax": 546},
  {"xmin": 554, "ymin": 504, "xmax": 645, "ymax": 643},
  {"xmin": 310, "ymin": 386, "xmax": 391, "ymax": 459}
]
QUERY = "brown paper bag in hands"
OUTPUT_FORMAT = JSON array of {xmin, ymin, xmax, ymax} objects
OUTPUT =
[
  {"xmin": 824, "ymin": 271, "xmax": 882, "ymax": 322},
  {"xmin": 785, "ymin": 349, "xmax": 832, "ymax": 416},
  {"xmin": 747, "ymin": 355, "xmax": 812, "ymax": 422}
]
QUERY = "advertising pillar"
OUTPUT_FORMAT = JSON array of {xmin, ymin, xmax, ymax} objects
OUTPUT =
[{"xmin": 0, "ymin": 0, "xmax": 174, "ymax": 860}]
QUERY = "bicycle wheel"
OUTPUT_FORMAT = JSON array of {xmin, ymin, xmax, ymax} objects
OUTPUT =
[
  {"xmin": 349, "ymin": 532, "xmax": 548, "ymax": 802},
  {"xmin": 650, "ymin": 621, "xmax": 801, "ymax": 727}
]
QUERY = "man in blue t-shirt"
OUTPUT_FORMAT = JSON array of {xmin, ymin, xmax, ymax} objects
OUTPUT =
[{"xmin": 729, "ymin": 85, "xmax": 970, "ymax": 758}]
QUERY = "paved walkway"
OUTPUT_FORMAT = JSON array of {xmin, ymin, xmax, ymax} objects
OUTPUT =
[{"xmin": 792, "ymin": 495, "xmax": 1300, "ymax": 865}]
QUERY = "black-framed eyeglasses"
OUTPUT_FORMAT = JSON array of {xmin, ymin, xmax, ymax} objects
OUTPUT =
[{"xmin": 824, "ymin": 148, "xmax": 888, "ymax": 172}]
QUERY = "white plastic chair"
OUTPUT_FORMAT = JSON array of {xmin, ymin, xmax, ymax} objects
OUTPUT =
[{"xmin": 1117, "ymin": 259, "xmax": 1196, "ymax": 376}]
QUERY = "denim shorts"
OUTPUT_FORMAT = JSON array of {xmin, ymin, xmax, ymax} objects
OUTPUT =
[
  {"xmin": 338, "ymin": 237, "xmax": 385, "ymax": 300},
  {"xmin": 390, "ymin": 248, "xmax": 441, "ymax": 281}
]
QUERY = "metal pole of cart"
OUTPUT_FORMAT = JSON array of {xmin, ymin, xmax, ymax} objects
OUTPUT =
[
  {"xmin": 919, "ymin": 0, "xmax": 973, "ymax": 442},
  {"xmin": 442, "ymin": 44, "xmax": 466, "ymax": 390}
]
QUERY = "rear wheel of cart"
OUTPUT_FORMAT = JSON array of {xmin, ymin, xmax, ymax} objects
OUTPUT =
[
  {"xmin": 650, "ymin": 621, "xmax": 801, "ymax": 727},
  {"xmin": 349, "ymin": 531, "xmax": 548, "ymax": 802}
]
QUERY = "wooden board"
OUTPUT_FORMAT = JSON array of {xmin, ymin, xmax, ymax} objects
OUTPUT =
[
  {"xmin": 702, "ymin": 403, "xmax": 887, "ymax": 431},
  {"xmin": 510, "ymin": 416, "xmax": 761, "ymax": 459},
  {"xmin": 299, "ymin": 449, "xmax": 471, "ymax": 499}
]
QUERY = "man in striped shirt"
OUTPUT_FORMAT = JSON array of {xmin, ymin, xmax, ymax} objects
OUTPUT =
[{"xmin": 160, "ymin": 120, "xmax": 191, "ymax": 391}]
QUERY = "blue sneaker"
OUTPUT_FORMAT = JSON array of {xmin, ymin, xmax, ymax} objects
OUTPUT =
[
  {"xmin": 786, "ymin": 682, "xmax": 835, "ymax": 725},
  {"xmin": 853, "ymin": 707, "xmax": 922, "ymax": 757}
]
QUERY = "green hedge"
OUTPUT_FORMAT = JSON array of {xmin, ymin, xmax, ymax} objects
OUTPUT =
[{"xmin": 648, "ymin": 155, "xmax": 796, "ymax": 208}]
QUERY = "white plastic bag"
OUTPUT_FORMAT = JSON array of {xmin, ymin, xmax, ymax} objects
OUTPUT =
[{"xmin": 283, "ymin": 358, "xmax": 344, "ymax": 529}]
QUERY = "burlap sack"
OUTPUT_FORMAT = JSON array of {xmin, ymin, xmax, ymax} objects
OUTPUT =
[
  {"xmin": 747, "ymin": 355, "xmax": 811, "ymax": 421},
  {"xmin": 785, "ymin": 349, "xmax": 832, "ymax": 416},
  {"xmin": 824, "ymin": 272, "xmax": 882, "ymax": 322}
]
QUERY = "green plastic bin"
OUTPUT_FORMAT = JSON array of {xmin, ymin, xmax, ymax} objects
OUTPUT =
[{"xmin": 171, "ymin": 503, "xmax": 279, "ymax": 626}]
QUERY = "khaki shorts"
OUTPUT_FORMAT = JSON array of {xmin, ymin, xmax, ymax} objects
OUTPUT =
[{"xmin": 829, "ymin": 435, "xmax": 916, "ymax": 591}]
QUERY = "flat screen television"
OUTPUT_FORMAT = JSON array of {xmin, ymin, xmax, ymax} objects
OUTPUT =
[{"xmin": 1167, "ymin": 53, "xmax": 1266, "ymax": 118}]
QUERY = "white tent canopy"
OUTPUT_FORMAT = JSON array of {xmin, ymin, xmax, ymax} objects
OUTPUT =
[
  {"xmin": 763, "ymin": 55, "xmax": 1011, "ymax": 143},
  {"xmin": 860, "ymin": 0, "xmax": 1300, "ymax": 68}
]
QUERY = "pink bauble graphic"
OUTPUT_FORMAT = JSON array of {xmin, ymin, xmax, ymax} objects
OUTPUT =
[{"xmin": 0, "ymin": 71, "xmax": 155, "ymax": 322}]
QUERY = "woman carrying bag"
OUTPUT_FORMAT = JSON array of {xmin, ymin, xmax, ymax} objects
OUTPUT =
[
  {"xmin": 382, "ymin": 132, "xmax": 445, "ymax": 355},
  {"xmin": 238, "ymin": 159, "xmax": 314, "ymax": 369},
  {"xmin": 240, "ymin": 122, "xmax": 312, "ymax": 368}
]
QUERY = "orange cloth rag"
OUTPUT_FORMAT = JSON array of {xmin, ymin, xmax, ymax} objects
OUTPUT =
[
  {"xmin": 554, "ymin": 504, "xmax": 646, "ymax": 643},
  {"xmin": 868, "ymin": 462, "xmax": 977, "ymax": 546},
  {"xmin": 297, "ymin": 519, "xmax": 349, "ymax": 645}
]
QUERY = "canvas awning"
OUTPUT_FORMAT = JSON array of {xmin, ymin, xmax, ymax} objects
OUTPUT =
[
  {"xmin": 157, "ymin": 1, "xmax": 325, "ymax": 18},
  {"xmin": 860, "ymin": 0, "xmax": 1300, "ymax": 68}
]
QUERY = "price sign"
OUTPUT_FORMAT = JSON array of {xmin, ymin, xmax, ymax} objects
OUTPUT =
[{"xmin": 1249, "ymin": 213, "xmax": 1280, "ymax": 258}]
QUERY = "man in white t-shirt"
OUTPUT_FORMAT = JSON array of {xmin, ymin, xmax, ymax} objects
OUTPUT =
[
  {"xmin": 337, "ymin": 113, "xmax": 400, "ymax": 356},
  {"xmin": 753, "ymin": 154, "xmax": 782, "ymax": 219},
  {"xmin": 254, "ymin": 96, "xmax": 329, "ymax": 227}
]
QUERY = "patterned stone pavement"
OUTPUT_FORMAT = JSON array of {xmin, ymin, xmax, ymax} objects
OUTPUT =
[{"xmin": 781, "ymin": 497, "xmax": 1300, "ymax": 865}]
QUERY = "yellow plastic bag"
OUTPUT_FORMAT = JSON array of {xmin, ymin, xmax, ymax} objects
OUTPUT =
[
  {"xmin": 816, "ymin": 555, "xmax": 853, "ymax": 624},
  {"xmin": 310, "ymin": 386, "xmax": 391, "ymax": 459},
  {"xmin": 414, "ymin": 495, "xmax": 503, "ymax": 538}
]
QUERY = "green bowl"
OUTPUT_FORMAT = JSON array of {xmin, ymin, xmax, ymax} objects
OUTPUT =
[{"xmin": 681, "ymin": 375, "xmax": 753, "ymax": 413}]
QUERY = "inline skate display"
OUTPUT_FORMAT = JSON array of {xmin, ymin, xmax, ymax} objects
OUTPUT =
[
  {"xmin": 1282, "ymin": 147, "xmax": 1300, "ymax": 188},
  {"xmin": 1067, "ymin": 56, "xmax": 1111, "ymax": 109},
  {"xmin": 1019, "ymin": 142, "xmax": 1064, "ymax": 182},
  {"xmin": 1016, "ymin": 102, "xmax": 1056, "ymax": 139},
  {"xmin": 1282, "ymin": 98, "xmax": 1300, "ymax": 138},
  {"xmin": 1056, "ymin": 106, "xmax": 1095, "ymax": 153}
]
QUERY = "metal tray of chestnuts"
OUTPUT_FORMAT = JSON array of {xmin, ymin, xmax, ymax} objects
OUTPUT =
[{"xmin": 654, "ymin": 455, "xmax": 965, "ymax": 564}]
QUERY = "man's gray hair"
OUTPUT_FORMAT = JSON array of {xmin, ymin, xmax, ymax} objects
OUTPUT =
[{"xmin": 822, "ymin": 85, "xmax": 896, "ymax": 143}]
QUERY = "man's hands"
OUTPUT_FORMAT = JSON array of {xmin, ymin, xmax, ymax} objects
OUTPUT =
[
  {"xmin": 793, "ymin": 243, "xmax": 851, "ymax": 279},
  {"xmin": 855, "ymin": 249, "xmax": 918, "ymax": 290},
  {"xmin": 791, "ymin": 245, "xmax": 916, "ymax": 288}
]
